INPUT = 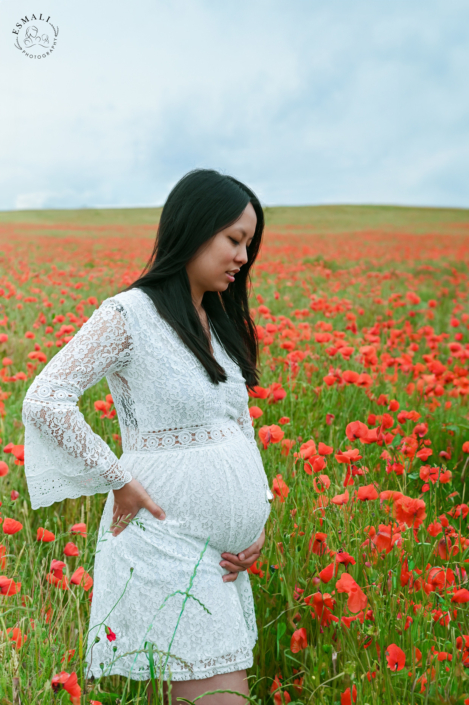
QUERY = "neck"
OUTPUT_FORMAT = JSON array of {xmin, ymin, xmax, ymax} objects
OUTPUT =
[{"xmin": 191, "ymin": 293, "xmax": 204, "ymax": 315}]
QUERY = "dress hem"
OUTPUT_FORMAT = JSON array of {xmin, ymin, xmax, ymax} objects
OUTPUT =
[{"xmin": 85, "ymin": 654, "xmax": 254, "ymax": 682}]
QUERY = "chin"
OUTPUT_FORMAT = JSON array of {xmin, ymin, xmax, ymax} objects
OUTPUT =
[{"xmin": 207, "ymin": 283, "xmax": 228, "ymax": 293}]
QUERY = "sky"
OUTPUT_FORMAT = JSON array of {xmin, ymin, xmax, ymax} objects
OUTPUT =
[{"xmin": 1, "ymin": 0, "xmax": 468, "ymax": 211}]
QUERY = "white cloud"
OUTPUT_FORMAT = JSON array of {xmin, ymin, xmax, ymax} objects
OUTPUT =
[
  {"xmin": 0, "ymin": 0, "xmax": 468, "ymax": 209},
  {"xmin": 15, "ymin": 192, "xmax": 50, "ymax": 210}
]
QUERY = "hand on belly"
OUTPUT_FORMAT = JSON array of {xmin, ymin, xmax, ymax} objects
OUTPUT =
[{"xmin": 219, "ymin": 526, "xmax": 266, "ymax": 582}]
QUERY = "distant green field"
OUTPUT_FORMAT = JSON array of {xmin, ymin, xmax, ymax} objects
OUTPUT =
[{"xmin": 0, "ymin": 204, "xmax": 468, "ymax": 235}]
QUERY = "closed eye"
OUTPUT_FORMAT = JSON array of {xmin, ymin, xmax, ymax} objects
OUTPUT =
[{"xmin": 229, "ymin": 237, "xmax": 240, "ymax": 245}]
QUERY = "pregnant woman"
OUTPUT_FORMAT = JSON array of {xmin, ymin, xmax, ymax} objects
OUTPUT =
[{"xmin": 22, "ymin": 168, "xmax": 274, "ymax": 704}]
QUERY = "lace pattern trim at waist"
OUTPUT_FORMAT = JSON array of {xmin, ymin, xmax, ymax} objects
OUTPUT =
[{"xmin": 122, "ymin": 422, "xmax": 242, "ymax": 452}]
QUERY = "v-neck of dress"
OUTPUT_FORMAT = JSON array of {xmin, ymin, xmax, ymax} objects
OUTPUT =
[{"xmin": 208, "ymin": 322, "xmax": 217, "ymax": 358}]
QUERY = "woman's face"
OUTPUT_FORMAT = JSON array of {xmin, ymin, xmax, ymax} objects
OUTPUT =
[{"xmin": 186, "ymin": 201, "xmax": 257, "ymax": 302}]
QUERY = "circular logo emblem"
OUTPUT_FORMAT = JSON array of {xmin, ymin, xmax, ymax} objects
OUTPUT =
[{"xmin": 12, "ymin": 14, "xmax": 59, "ymax": 59}]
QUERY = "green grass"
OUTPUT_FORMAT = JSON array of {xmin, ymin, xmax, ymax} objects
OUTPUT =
[
  {"xmin": 1, "ymin": 212, "xmax": 469, "ymax": 703},
  {"xmin": 0, "ymin": 204, "xmax": 468, "ymax": 235}
]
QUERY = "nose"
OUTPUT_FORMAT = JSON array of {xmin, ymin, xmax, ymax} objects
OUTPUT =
[{"xmin": 234, "ymin": 244, "xmax": 249, "ymax": 266}]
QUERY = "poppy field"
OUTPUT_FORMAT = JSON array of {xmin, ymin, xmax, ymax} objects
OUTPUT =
[{"xmin": 1, "ymin": 205, "xmax": 469, "ymax": 704}]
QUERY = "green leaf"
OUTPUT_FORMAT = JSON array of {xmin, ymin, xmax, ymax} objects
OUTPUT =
[{"xmin": 277, "ymin": 622, "xmax": 287, "ymax": 640}]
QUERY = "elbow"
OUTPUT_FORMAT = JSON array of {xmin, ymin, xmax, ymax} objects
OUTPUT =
[
  {"xmin": 22, "ymin": 394, "xmax": 47, "ymax": 427},
  {"xmin": 22, "ymin": 396, "xmax": 37, "ymax": 426},
  {"xmin": 22, "ymin": 378, "xmax": 80, "ymax": 429}
]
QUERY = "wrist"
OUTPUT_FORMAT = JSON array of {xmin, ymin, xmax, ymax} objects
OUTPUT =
[{"xmin": 112, "ymin": 473, "xmax": 133, "ymax": 495}]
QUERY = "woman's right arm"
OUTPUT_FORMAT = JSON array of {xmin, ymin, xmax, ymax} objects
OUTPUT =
[{"xmin": 22, "ymin": 297, "xmax": 134, "ymax": 509}]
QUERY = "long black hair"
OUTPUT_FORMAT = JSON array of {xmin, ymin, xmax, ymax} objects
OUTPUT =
[{"xmin": 119, "ymin": 168, "xmax": 264, "ymax": 390}]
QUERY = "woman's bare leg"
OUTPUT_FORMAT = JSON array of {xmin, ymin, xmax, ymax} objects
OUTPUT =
[{"xmin": 147, "ymin": 669, "xmax": 250, "ymax": 704}]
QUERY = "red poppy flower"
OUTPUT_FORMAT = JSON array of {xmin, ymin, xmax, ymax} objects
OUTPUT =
[
  {"xmin": 318, "ymin": 442, "xmax": 333, "ymax": 455},
  {"xmin": 335, "ymin": 448, "xmax": 362, "ymax": 464},
  {"xmin": 51, "ymin": 671, "xmax": 81, "ymax": 705},
  {"xmin": 64, "ymin": 542, "xmax": 79, "ymax": 557},
  {"xmin": 342, "ymin": 370, "xmax": 359, "ymax": 384},
  {"xmin": 70, "ymin": 567, "xmax": 93, "ymax": 592},
  {"xmin": 394, "ymin": 496, "xmax": 426, "ymax": 528},
  {"xmin": 305, "ymin": 592, "xmax": 339, "ymax": 627},
  {"xmin": 456, "ymin": 635, "xmax": 469, "ymax": 650},
  {"xmin": 427, "ymin": 521, "xmax": 442, "ymax": 537},
  {"xmin": 10, "ymin": 445, "xmax": 24, "ymax": 465},
  {"xmin": 309, "ymin": 532, "xmax": 328, "ymax": 555},
  {"xmin": 346, "ymin": 421, "xmax": 369, "ymax": 442},
  {"xmin": 416, "ymin": 447, "xmax": 433, "ymax": 462},
  {"xmin": 70, "ymin": 523, "xmax": 87, "ymax": 537},
  {"xmin": 380, "ymin": 490, "xmax": 404, "ymax": 503},
  {"xmin": 248, "ymin": 385, "xmax": 269, "ymax": 399},
  {"xmin": 297, "ymin": 439, "xmax": 317, "ymax": 460},
  {"xmin": 336, "ymin": 573, "xmax": 367, "ymax": 613},
  {"xmin": 5, "ymin": 627, "xmax": 27, "ymax": 649},
  {"xmin": 272, "ymin": 474, "xmax": 290, "ymax": 502},
  {"xmin": 332, "ymin": 490, "xmax": 349, "ymax": 506},
  {"xmin": 273, "ymin": 689, "xmax": 291, "ymax": 704},
  {"xmin": 451, "ymin": 589, "xmax": 469, "ymax": 604},
  {"xmin": 2, "ymin": 518, "xmax": 23, "ymax": 535},
  {"xmin": 313, "ymin": 475, "xmax": 330, "ymax": 493},
  {"xmin": 46, "ymin": 560, "xmax": 69, "ymax": 590},
  {"xmin": 37, "ymin": 527, "xmax": 55, "ymax": 542},
  {"xmin": 304, "ymin": 454, "xmax": 327, "ymax": 474},
  {"xmin": 61, "ymin": 648, "xmax": 76, "ymax": 664},
  {"xmin": 105, "ymin": 625, "xmax": 116, "ymax": 642},
  {"xmin": 386, "ymin": 461, "xmax": 405, "ymax": 475},
  {"xmin": 357, "ymin": 484, "xmax": 379, "ymax": 501},
  {"xmin": 335, "ymin": 550, "xmax": 356, "ymax": 567},
  {"xmin": 425, "ymin": 567, "xmax": 455, "ymax": 594},
  {"xmin": 290, "ymin": 627, "xmax": 307, "ymax": 653},
  {"xmin": 385, "ymin": 643, "xmax": 405, "ymax": 671},
  {"xmin": 341, "ymin": 684, "xmax": 357, "ymax": 704},
  {"xmin": 0, "ymin": 576, "xmax": 21, "ymax": 596},
  {"xmin": 258, "ymin": 424, "xmax": 284, "ymax": 449},
  {"xmin": 319, "ymin": 562, "xmax": 338, "ymax": 584}
]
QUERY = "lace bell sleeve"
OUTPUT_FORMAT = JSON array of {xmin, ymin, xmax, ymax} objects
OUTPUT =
[
  {"xmin": 236, "ymin": 405, "xmax": 257, "ymax": 446},
  {"xmin": 22, "ymin": 297, "xmax": 134, "ymax": 509}
]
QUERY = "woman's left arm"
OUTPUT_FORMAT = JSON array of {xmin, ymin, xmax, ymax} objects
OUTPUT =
[{"xmin": 219, "ymin": 526, "xmax": 265, "ymax": 583}]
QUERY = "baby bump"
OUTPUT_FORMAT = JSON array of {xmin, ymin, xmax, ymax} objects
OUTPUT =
[{"xmin": 119, "ymin": 433, "xmax": 271, "ymax": 554}]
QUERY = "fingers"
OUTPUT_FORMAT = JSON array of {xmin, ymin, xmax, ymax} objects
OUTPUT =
[
  {"xmin": 222, "ymin": 572, "xmax": 238, "ymax": 583},
  {"xmin": 221, "ymin": 559, "xmax": 246, "ymax": 572},
  {"xmin": 111, "ymin": 511, "xmax": 133, "ymax": 537},
  {"xmin": 220, "ymin": 552, "xmax": 260, "ymax": 573},
  {"xmin": 221, "ymin": 549, "xmax": 260, "ymax": 566},
  {"xmin": 221, "ymin": 551, "xmax": 247, "ymax": 563},
  {"xmin": 236, "ymin": 542, "xmax": 259, "ymax": 561},
  {"xmin": 145, "ymin": 498, "xmax": 166, "ymax": 521}
]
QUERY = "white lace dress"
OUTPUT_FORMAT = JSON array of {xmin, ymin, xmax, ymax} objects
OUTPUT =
[{"xmin": 21, "ymin": 287, "xmax": 273, "ymax": 682}]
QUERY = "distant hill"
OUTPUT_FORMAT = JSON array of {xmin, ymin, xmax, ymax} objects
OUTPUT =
[{"xmin": 0, "ymin": 204, "xmax": 468, "ymax": 235}]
